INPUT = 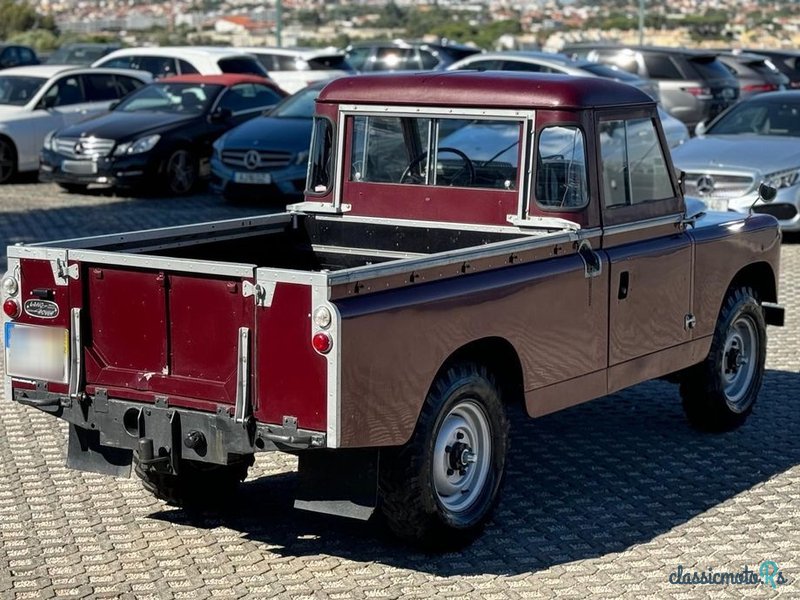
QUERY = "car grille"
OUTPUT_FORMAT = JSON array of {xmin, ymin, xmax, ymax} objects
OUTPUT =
[
  {"xmin": 221, "ymin": 149, "xmax": 293, "ymax": 169},
  {"xmin": 683, "ymin": 172, "xmax": 754, "ymax": 199},
  {"xmin": 54, "ymin": 137, "xmax": 115, "ymax": 159},
  {"xmin": 752, "ymin": 203, "xmax": 798, "ymax": 221}
]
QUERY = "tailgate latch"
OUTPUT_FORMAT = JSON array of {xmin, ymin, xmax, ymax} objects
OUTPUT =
[{"xmin": 243, "ymin": 281, "xmax": 275, "ymax": 307}]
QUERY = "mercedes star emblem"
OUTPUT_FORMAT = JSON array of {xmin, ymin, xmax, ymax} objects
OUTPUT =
[
  {"xmin": 696, "ymin": 175, "xmax": 715, "ymax": 196},
  {"xmin": 244, "ymin": 150, "xmax": 260, "ymax": 170}
]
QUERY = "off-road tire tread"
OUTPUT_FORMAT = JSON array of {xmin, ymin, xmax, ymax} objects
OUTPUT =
[
  {"xmin": 378, "ymin": 363, "xmax": 509, "ymax": 550},
  {"xmin": 133, "ymin": 453, "xmax": 253, "ymax": 508},
  {"xmin": 680, "ymin": 286, "xmax": 766, "ymax": 432}
]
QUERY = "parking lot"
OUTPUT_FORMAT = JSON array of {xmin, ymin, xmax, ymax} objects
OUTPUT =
[{"xmin": 0, "ymin": 182, "xmax": 798, "ymax": 599}]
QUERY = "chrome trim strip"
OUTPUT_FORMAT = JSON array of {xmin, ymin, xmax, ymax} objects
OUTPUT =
[
  {"xmin": 326, "ymin": 228, "xmax": 589, "ymax": 286},
  {"xmin": 27, "ymin": 213, "xmax": 294, "ymax": 251},
  {"xmin": 311, "ymin": 244, "xmax": 427, "ymax": 259},
  {"xmin": 339, "ymin": 105, "xmax": 535, "ymax": 119},
  {"xmin": 602, "ymin": 213, "xmax": 684, "ymax": 236},
  {"xmin": 311, "ymin": 284, "xmax": 340, "ymax": 448},
  {"xmin": 66, "ymin": 249, "xmax": 256, "ymax": 278},
  {"xmin": 68, "ymin": 308, "xmax": 82, "ymax": 400},
  {"xmin": 234, "ymin": 327, "xmax": 249, "ymax": 424}
]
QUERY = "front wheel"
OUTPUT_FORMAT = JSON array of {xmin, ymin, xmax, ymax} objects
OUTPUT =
[
  {"xmin": 680, "ymin": 286, "xmax": 766, "ymax": 431},
  {"xmin": 164, "ymin": 149, "xmax": 197, "ymax": 195},
  {"xmin": 0, "ymin": 138, "xmax": 17, "ymax": 184},
  {"xmin": 378, "ymin": 363, "xmax": 509, "ymax": 549}
]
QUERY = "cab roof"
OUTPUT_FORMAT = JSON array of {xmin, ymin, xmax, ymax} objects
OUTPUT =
[{"xmin": 317, "ymin": 71, "xmax": 654, "ymax": 109}]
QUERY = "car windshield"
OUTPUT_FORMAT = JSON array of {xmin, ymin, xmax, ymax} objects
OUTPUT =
[
  {"xmin": 272, "ymin": 85, "xmax": 322, "ymax": 118},
  {"xmin": 580, "ymin": 63, "xmax": 641, "ymax": 82},
  {"xmin": 708, "ymin": 98, "xmax": 800, "ymax": 136},
  {"xmin": 115, "ymin": 82, "xmax": 222, "ymax": 114},
  {"xmin": 0, "ymin": 76, "xmax": 46, "ymax": 106}
]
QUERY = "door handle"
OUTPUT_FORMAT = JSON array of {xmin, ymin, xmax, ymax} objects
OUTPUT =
[{"xmin": 618, "ymin": 271, "xmax": 629, "ymax": 300}]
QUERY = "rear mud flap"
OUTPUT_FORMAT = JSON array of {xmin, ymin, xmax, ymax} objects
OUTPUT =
[
  {"xmin": 294, "ymin": 449, "xmax": 378, "ymax": 521},
  {"xmin": 67, "ymin": 424, "xmax": 133, "ymax": 477}
]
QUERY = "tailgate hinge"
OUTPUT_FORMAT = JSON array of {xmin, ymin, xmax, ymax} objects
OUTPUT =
[
  {"xmin": 52, "ymin": 258, "xmax": 79, "ymax": 286},
  {"xmin": 243, "ymin": 281, "xmax": 276, "ymax": 307}
]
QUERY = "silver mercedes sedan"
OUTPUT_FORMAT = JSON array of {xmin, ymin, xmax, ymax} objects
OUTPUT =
[{"xmin": 671, "ymin": 91, "xmax": 800, "ymax": 231}]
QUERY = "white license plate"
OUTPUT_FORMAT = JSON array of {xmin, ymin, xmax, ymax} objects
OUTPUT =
[
  {"xmin": 5, "ymin": 323, "xmax": 69, "ymax": 383},
  {"xmin": 234, "ymin": 171, "xmax": 271, "ymax": 184},
  {"xmin": 62, "ymin": 160, "xmax": 97, "ymax": 175},
  {"xmin": 704, "ymin": 198, "xmax": 729, "ymax": 212}
]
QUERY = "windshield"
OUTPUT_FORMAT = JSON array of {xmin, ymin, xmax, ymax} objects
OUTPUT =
[
  {"xmin": 709, "ymin": 98, "xmax": 800, "ymax": 136},
  {"xmin": 272, "ymin": 85, "xmax": 322, "ymax": 118},
  {"xmin": 581, "ymin": 63, "xmax": 641, "ymax": 82},
  {"xmin": 115, "ymin": 82, "xmax": 222, "ymax": 114},
  {"xmin": 0, "ymin": 76, "xmax": 46, "ymax": 106}
]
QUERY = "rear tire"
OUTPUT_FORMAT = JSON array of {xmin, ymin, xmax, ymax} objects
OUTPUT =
[
  {"xmin": 680, "ymin": 286, "xmax": 766, "ymax": 432},
  {"xmin": 378, "ymin": 363, "xmax": 509, "ymax": 550},
  {"xmin": 133, "ymin": 453, "xmax": 253, "ymax": 509}
]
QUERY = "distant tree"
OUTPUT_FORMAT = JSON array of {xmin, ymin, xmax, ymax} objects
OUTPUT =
[
  {"xmin": 0, "ymin": 0, "xmax": 57, "ymax": 39},
  {"xmin": 9, "ymin": 29, "xmax": 59, "ymax": 52}
]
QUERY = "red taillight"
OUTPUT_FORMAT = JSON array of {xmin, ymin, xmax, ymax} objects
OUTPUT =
[
  {"xmin": 312, "ymin": 332, "xmax": 332, "ymax": 354},
  {"xmin": 3, "ymin": 299, "xmax": 19, "ymax": 317},
  {"xmin": 742, "ymin": 83, "xmax": 777, "ymax": 93}
]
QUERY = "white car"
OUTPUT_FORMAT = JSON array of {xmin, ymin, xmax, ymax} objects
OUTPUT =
[
  {"xmin": 92, "ymin": 46, "xmax": 269, "ymax": 79},
  {"xmin": 0, "ymin": 65, "xmax": 151, "ymax": 183},
  {"xmin": 234, "ymin": 47, "xmax": 354, "ymax": 93}
]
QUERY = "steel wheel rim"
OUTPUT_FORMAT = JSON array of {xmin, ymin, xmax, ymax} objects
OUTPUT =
[
  {"xmin": 0, "ymin": 141, "xmax": 14, "ymax": 183},
  {"xmin": 432, "ymin": 399, "xmax": 492, "ymax": 514},
  {"xmin": 167, "ymin": 150, "xmax": 194, "ymax": 193},
  {"xmin": 721, "ymin": 314, "xmax": 758, "ymax": 411}
]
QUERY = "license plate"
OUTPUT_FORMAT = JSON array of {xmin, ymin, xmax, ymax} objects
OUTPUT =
[
  {"xmin": 5, "ymin": 322, "xmax": 69, "ymax": 383},
  {"xmin": 62, "ymin": 160, "xmax": 97, "ymax": 175},
  {"xmin": 234, "ymin": 171, "xmax": 271, "ymax": 184},
  {"xmin": 704, "ymin": 198, "xmax": 729, "ymax": 212}
]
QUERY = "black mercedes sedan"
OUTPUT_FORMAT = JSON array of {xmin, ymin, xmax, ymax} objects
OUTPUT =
[{"xmin": 40, "ymin": 74, "xmax": 286, "ymax": 194}]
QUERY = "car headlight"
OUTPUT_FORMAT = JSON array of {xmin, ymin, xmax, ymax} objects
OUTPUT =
[
  {"xmin": 113, "ymin": 134, "xmax": 160, "ymax": 156},
  {"xmin": 763, "ymin": 168, "xmax": 800, "ymax": 190},
  {"xmin": 43, "ymin": 131, "xmax": 56, "ymax": 152}
]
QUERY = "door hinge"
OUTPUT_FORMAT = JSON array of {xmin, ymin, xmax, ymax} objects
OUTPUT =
[{"xmin": 243, "ymin": 280, "xmax": 276, "ymax": 307}]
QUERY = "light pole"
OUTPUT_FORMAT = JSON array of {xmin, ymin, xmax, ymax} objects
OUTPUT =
[{"xmin": 638, "ymin": 0, "xmax": 645, "ymax": 45}]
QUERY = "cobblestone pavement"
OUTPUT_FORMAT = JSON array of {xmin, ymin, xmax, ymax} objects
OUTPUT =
[{"xmin": 0, "ymin": 183, "xmax": 798, "ymax": 599}]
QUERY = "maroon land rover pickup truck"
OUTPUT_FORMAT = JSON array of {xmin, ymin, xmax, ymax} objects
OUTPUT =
[{"xmin": 3, "ymin": 72, "xmax": 784, "ymax": 548}]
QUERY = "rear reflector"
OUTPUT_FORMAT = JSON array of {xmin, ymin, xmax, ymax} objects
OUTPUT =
[{"xmin": 312, "ymin": 332, "xmax": 332, "ymax": 354}]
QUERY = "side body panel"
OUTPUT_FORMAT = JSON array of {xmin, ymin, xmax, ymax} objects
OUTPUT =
[{"xmin": 336, "ymin": 245, "xmax": 608, "ymax": 448}]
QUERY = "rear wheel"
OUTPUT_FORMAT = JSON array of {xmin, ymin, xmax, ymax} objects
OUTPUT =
[
  {"xmin": 680, "ymin": 286, "xmax": 766, "ymax": 431},
  {"xmin": 0, "ymin": 138, "xmax": 17, "ymax": 184},
  {"xmin": 164, "ymin": 149, "xmax": 197, "ymax": 195},
  {"xmin": 378, "ymin": 363, "xmax": 509, "ymax": 549},
  {"xmin": 133, "ymin": 453, "xmax": 253, "ymax": 509}
]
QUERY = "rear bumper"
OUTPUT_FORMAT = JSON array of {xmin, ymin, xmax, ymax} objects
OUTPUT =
[{"xmin": 13, "ymin": 387, "xmax": 325, "ymax": 470}]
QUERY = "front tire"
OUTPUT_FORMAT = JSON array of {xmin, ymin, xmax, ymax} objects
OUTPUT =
[
  {"xmin": 0, "ymin": 138, "xmax": 17, "ymax": 184},
  {"xmin": 680, "ymin": 286, "xmax": 766, "ymax": 431},
  {"xmin": 378, "ymin": 363, "xmax": 509, "ymax": 549},
  {"xmin": 164, "ymin": 149, "xmax": 197, "ymax": 195}
]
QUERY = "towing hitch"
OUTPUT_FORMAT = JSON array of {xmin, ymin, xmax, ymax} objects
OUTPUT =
[{"xmin": 136, "ymin": 438, "xmax": 176, "ymax": 474}]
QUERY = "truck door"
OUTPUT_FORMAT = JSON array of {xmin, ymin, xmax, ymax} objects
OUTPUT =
[{"xmin": 596, "ymin": 109, "xmax": 693, "ymax": 385}]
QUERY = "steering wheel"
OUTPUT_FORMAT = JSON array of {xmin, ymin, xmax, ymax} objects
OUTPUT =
[{"xmin": 400, "ymin": 147, "xmax": 476, "ymax": 186}]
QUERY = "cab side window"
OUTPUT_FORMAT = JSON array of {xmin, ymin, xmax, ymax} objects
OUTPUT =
[
  {"xmin": 599, "ymin": 117, "xmax": 674, "ymax": 207},
  {"xmin": 535, "ymin": 126, "xmax": 588, "ymax": 209}
]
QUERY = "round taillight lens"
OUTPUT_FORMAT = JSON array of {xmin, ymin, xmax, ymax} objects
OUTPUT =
[
  {"xmin": 312, "ymin": 332, "xmax": 332, "ymax": 354},
  {"xmin": 3, "ymin": 299, "xmax": 19, "ymax": 317}
]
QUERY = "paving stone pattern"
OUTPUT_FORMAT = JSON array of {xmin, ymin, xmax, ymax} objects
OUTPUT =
[{"xmin": 0, "ymin": 183, "xmax": 798, "ymax": 599}]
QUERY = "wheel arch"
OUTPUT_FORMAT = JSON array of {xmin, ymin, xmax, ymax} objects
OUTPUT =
[
  {"xmin": 0, "ymin": 133, "xmax": 18, "ymax": 179},
  {"xmin": 727, "ymin": 261, "xmax": 777, "ymax": 304},
  {"xmin": 432, "ymin": 336, "xmax": 525, "ymax": 408}
]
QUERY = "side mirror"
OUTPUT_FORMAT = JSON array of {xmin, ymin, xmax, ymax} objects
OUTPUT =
[
  {"xmin": 40, "ymin": 95, "xmax": 57, "ymax": 110},
  {"xmin": 210, "ymin": 107, "xmax": 232, "ymax": 122},
  {"xmin": 694, "ymin": 121, "xmax": 707, "ymax": 137},
  {"xmin": 758, "ymin": 183, "xmax": 777, "ymax": 203}
]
